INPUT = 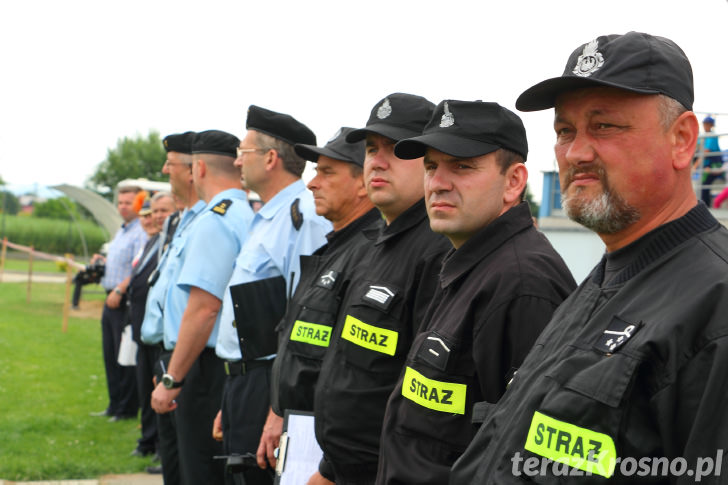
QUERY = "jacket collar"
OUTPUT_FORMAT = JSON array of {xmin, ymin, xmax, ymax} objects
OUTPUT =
[{"xmin": 440, "ymin": 202, "xmax": 535, "ymax": 288}]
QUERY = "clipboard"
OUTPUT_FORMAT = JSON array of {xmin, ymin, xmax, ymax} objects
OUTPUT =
[{"xmin": 274, "ymin": 410, "xmax": 323, "ymax": 485}]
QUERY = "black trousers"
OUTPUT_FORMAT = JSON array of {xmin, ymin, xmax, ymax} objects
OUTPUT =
[
  {"xmin": 100, "ymin": 298, "xmax": 138, "ymax": 417},
  {"xmin": 156, "ymin": 351, "xmax": 181, "ymax": 485},
  {"xmin": 175, "ymin": 348, "xmax": 226, "ymax": 485},
  {"xmin": 136, "ymin": 342, "xmax": 159, "ymax": 452},
  {"xmin": 222, "ymin": 363, "xmax": 274, "ymax": 485}
]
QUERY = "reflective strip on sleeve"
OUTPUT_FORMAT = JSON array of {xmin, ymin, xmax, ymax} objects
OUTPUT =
[
  {"xmin": 401, "ymin": 366, "xmax": 467, "ymax": 414},
  {"xmin": 341, "ymin": 315, "xmax": 398, "ymax": 356},
  {"xmin": 524, "ymin": 411, "xmax": 617, "ymax": 478},
  {"xmin": 289, "ymin": 320, "xmax": 332, "ymax": 347}
]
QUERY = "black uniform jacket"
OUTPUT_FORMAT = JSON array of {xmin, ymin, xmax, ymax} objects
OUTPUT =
[
  {"xmin": 271, "ymin": 208, "xmax": 382, "ymax": 416},
  {"xmin": 377, "ymin": 202, "xmax": 576, "ymax": 485},
  {"xmin": 314, "ymin": 199, "xmax": 451, "ymax": 481},
  {"xmin": 451, "ymin": 203, "xmax": 728, "ymax": 484}
]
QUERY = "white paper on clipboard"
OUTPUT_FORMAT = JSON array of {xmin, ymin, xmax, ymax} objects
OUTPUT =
[{"xmin": 275, "ymin": 410, "xmax": 323, "ymax": 485}]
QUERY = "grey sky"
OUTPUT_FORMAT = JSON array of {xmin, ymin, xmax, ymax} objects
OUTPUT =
[{"xmin": 2, "ymin": 0, "xmax": 726, "ymax": 203}]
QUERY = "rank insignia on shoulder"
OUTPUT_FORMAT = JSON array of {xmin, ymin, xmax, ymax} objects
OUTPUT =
[
  {"xmin": 290, "ymin": 198, "xmax": 303, "ymax": 230},
  {"xmin": 211, "ymin": 199, "xmax": 232, "ymax": 216},
  {"xmin": 316, "ymin": 269, "xmax": 339, "ymax": 290},
  {"xmin": 362, "ymin": 284, "xmax": 396, "ymax": 311},
  {"xmin": 593, "ymin": 316, "xmax": 642, "ymax": 354},
  {"xmin": 416, "ymin": 332, "xmax": 453, "ymax": 372}
]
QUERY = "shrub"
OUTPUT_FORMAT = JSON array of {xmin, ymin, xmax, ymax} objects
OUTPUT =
[{"xmin": 0, "ymin": 215, "xmax": 107, "ymax": 257}]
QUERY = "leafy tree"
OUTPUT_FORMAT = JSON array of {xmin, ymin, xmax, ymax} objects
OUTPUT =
[
  {"xmin": 88, "ymin": 131, "xmax": 167, "ymax": 194},
  {"xmin": 0, "ymin": 191, "xmax": 20, "ymax": 215},
  {"xmin": 32, "ymin": 197, "xmax": 81, "ymax": 221}
]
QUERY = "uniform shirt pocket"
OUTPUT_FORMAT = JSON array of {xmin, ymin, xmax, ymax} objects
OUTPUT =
[{"xmin": 546, "ymin": 344, "xmax": 641, "ymax": 408}]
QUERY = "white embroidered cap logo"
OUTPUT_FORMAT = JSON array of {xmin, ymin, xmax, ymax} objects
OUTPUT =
[
  {"xmin": 439, "ymin": 101, "xmax": 455, "ymax": 128},
  {"xmin": 377, "ymin": 98, "xmax": 392, "ymax": 119},
  {"xmin": 572, "ymin": 39, "xmax": 604, "ymax": 77}
]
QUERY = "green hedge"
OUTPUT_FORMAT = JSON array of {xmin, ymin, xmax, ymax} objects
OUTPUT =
[{"xmin": 0, "ymin": 215, "xmax": 107, "ymax": 257}]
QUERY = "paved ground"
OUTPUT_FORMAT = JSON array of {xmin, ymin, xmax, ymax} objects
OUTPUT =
[
  {"xmin": 0, "ymin": 270, "xmax": 68, "ymax": 284},
  {"xmin": 1, "ymin": 474, "xmax": 162, "ymax": 485}
]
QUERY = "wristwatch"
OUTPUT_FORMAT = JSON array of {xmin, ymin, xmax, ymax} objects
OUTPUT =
[
  {"xmin": 161, "ymin": 373, "xmax": 185, "ymax": 389},
  {"xmin": 113, "ymin": 287, "xmax": 122, "ymax": 295}
]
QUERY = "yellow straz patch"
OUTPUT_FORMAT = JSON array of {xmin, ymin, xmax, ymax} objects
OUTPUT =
[
  {"xmin": 341, "ymin": 315, "xmax": 398, "ymax": 356},
  {"xmin": 289, "ymin": 321, "xmax": 331, "ymax": 347},
  {"xmin": 401, "ymin": 366, "xmax": 466, "ymax": 414},
  {"xmin": 524, "ymin": 411, "xmax": 617, "ymax": 478}
]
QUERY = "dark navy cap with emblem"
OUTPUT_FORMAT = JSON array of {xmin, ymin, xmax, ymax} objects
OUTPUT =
[
  {"xmin": 395, "ymin": 100, "xmax": 528, "ymax": 161},
  {"xmin": 191, "ymin": 130, "xmax": 240, "ymax": 158},
  {"xmin": 138, "ymin": 199, "xmax": 152, "ymax": 216},
  {"xmin": 346, "ymin": 93, "xmax": 436, "ymax": 144},
  {"xmin": 294, "ymin": 127, "xmax": 365, "ymax": 167},
  {"xmin": 246, "ymin": 105, "xmax": 316, "ymax": 146},
  {"xmin": 163, "ymin": 131, "xmax": 197, "ymax": 154},
  {"xmin": 516, "ymin": 31, "xmax": 694, "ymax": 111}
]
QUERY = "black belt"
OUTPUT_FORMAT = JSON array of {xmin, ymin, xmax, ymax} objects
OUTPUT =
[{"xmin": 224, "ymin": 359, "xmax": 272, "ymax": 376}]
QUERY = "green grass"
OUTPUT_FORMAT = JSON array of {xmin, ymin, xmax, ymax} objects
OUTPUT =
[{"xmin": 0, "ymin": 282, "xmax": 154, "ymax": 480}]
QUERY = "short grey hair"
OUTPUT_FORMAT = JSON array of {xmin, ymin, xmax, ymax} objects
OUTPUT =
[
  {"xmin": 151, "ymin": 191, "xmax": 172, "ymax": 203},
  {"xmin": 256, "ymin": 132, "xmax": 307, "ymax": 177},
  {"xmin": 657, "ymin": 94, "xmax": 688, "ymax": 132}
]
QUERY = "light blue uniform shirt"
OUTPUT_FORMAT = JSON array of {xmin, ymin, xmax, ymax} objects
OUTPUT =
[
  {"xmin": 140, "ymin": 201, "xmax": 206, "ymax": 345},
  {"xmin": 215, "ymin": 180, "xmax": 332, "ymax": 361},
  {"xmin": 163, "ymin": 189, "xmax": 254, "ymax": 351}
]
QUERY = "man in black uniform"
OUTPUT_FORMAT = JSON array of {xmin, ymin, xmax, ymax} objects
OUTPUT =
[
  {"xmin": 451, "ymin": 32, "xmax": 728, "ymax": 483},
  {"xmin": 311, "ymin": 93, "xmax": 452, "ymax": 485},
  {"xmin": 376, "ymin": 100, "xmax": 576, "ymax": 485},
  {"xmin": 270, "ymin": 127, "xmax": 379, "ymax": 419}
]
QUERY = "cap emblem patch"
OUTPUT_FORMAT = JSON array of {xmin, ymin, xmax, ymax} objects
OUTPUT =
[
  {"xmin": 439, "ymin": 101, "xmax": 455, "ymax": 128},
  {"xmin": 572, "ymin": 39, "xmax": 604, "ymax": 77},
  {"xmin": 377, "ymin": 98, "xmax": 392, "ymax": 119}
]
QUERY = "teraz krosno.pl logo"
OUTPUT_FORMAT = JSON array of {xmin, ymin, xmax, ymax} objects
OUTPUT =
[{"xmin": 511, "ymin": 450, "xmax": 724, "ymax": 482}]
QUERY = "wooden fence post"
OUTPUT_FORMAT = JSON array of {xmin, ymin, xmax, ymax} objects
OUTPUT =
[
  {"xmin": 0, "ymin": 237, "xmax": 6, "ymax": 282},
  {"xmin": 62, "ymin": 254, "xmax": 73, "ymax": 333},
  {"xmin": 26, "ymin": 245, "xmax": 34, "ymax": 303}
]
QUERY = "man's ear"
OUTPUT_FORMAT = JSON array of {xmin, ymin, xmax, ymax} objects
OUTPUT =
[
  {"xmin": 195, "ymin": 158, "xmax": 206, "ymax": 178},
  {"xmin": 263, "ymin": 149, "xmax": 279, "ymax": 172},
  {"xmin": 355, "ymin": 174, "xmax": 368, "ymax": 198},
  {"xmin": 503, "ymin": 163, "xmax": 528, "ymax": 206},
  {"xmin": 671, "ymin": 111, "xmax": 699, "ymax": 171}
]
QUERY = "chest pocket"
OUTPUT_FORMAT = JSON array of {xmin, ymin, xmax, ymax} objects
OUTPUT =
[
  {"xmin": 339, "ymin": 281, "xmax": 404, "ymax": 374},
  {"xmin": 525, "ymin": 344, "xmax": 642, "ymax": 480},
  {"xmin": 546, "ymin": 344, "xmax": 641, "ymax": 408},
  {"xmin": 287, "ymin": 285, "xmax": 339, "ymax": 360}
]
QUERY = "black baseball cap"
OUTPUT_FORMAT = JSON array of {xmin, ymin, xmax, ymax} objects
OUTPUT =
[
  {"xmin": 191, "ymin": 130, "xmax": 240, "ymax": 158},
  {"xmin": 295, "ymin": 127, "xmax": 365, "ymax": 167},
  {"xmin": 346, "ymin": 93, "xmax": 435, "ymax": 143},
  {"xmin": 395, "ymin": 100, "xmax": 528, "ymax": 161},
  {"xmin": 246, "ymin": 105, "xmax": 316, "ymax": 146},
  {"xmin": 163, "ymin": 131, "xmax": 197, "ymax": 154},
  {"xmin": 516, "ymin": 31, "xmax": 694, "ymax": 111}
]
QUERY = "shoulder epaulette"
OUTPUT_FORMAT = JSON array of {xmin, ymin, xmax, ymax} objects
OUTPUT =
[
  {"xmin": 211, "ymin": 199, "xmax": 233, "ymax": 216},
  {"xmin": 290, "ymin": 198, "xmax": 303, "ymax": 230}
]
